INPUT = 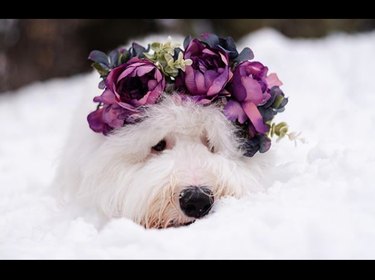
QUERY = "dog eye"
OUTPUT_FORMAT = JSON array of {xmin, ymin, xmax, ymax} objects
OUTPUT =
[{"xmin": 152, "ymin": 140, "xmax": 167, "ymax": 152}]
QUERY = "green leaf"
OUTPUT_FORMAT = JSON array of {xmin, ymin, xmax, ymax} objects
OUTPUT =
[
  {"xmin": 88, "ymin": 50, "xmax": 109, "ymax": 66},
  {"xmin": 151, "ymin": 42, "xmax": 161, "ymax": 51},
  {"xmin": 274, "ymin": 122, "xmax": 289, "ymax": 138},
  {"xmin": 273, "ymin": 95, "xmax": 284, "ymax": 109},
  {"xmin": 91, "ymin": 62, "xmax": 110, "ymax": 76},
  {"xmin": 144, "ymin": 52, "xmax": 155, "ymax": 61}
]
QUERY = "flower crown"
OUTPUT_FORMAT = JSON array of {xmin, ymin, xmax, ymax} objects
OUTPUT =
[{"xmin": 87, "ymin": 33, "xmax": 289, "ymax": 157}]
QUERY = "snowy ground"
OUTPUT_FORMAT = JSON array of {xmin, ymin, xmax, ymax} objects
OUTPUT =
[{"xmin": 1, "ymin": 29, "xmax": 375, "ymax": 259}]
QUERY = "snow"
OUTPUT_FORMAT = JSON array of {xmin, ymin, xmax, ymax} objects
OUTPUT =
[{"xmin": 1, "ymin": 29, "xmax": 375, "ymax": 259}]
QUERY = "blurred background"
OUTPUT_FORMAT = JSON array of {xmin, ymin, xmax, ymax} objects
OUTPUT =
[{"xmin": 1, "ymin": 19, "xmax": 374, "ymax": 93}]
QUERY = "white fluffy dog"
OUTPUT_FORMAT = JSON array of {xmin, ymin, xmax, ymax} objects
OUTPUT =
[{"xmin": 55, "ymin": 36, "xmax": 274, "ymax": 229}]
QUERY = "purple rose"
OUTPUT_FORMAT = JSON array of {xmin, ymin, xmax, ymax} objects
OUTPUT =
[
  {"xmin": 224, "ymin": 61, "xmax": 282, "ymax": 134},
  {"xmin": 87, "ymin": 58, "xmax": 165, "ymax": 134},
  {"xmin": 182, "ymin": 39, "xmax": 232, "ymax": 102}
]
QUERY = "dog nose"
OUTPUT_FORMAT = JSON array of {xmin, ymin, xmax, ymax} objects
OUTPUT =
[{"xmin": 179, "ymin": 186, "xmax": 214, "ymax": 218}]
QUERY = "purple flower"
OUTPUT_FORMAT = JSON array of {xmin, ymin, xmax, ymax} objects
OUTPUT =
[
  {"xmin": 241, "ymin": 134, "xmax": 272, "ymax": 157},
  {"xmin": 224, "ymin": 61, "xmax": 282, "ymax": 134},
  {"xmin": 198, "ymin": 33, "xmax": 254, "ymax": 62},
  {"xmin": 182, "ymin": 39, "xmax": 233, "ymax": 102},
  {"xmin": 87, "ymin": 58, "xmax": 165, "ymax": 134}
]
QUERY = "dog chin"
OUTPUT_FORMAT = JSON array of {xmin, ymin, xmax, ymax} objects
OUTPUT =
[{"xmin": 142, "ymin": 214, "xmax": 196, "ymax": 229}]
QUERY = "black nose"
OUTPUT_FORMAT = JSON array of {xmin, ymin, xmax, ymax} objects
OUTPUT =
[{"xmin": 179, "ymin": 186, "xmax": 214, "ymax": 218}]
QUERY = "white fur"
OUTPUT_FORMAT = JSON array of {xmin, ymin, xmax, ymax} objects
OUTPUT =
[
  {"xmin": 54, "ymin": 85, "xmax": 272, "ymax": 228},
  {"xmin": 54, "ymin": 41, "xmax": 273, "ymax": 228}
]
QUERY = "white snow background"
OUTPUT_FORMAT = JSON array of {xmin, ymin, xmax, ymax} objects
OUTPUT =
[{"xmin": 1, "ymin": 29, "xmax": 375, "ymax": 259}]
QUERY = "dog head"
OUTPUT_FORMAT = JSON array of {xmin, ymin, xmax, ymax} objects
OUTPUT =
[{"xmin": 78, "ymin": 94, "xmax": 265, "ymax": 228}]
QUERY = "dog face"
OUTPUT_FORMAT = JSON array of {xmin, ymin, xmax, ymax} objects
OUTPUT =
[{"xmin": 75, "ymin": 94, "xmax": 265, "ymax": 228}]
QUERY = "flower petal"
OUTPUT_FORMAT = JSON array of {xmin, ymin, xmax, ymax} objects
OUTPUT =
[
  {"xmin": 87, "ymin": 108, "xmax": 105, "ymax": 133},
  {"xmin": 184, "ymin": 65, "xmax": 198, "ymax": 94},
  {"xmin": 242, "ymin": 102, "xmax": 269, "ymax": 133},
  {"xmin": 100, "ymin": 89, "xmax": 117, "ymax": 104},
  {"xmin": 232, "ymin": 81, "xmax": 247, "ymax": 102},
  {"xmin": 102, "ymin": 105, "xmax": 125, "ymax": 129},
  {"xmin": 207, "ymin": 68, "xmax": 230, "ymax": 96},
  {"xmin": 148, "ymin": 79, "xmax": 157, "ymax": 90},
  {"xmin": 154, "ymin": 69, "xmax": 163, "ymax": 82},
  {"xmin": 246, "ymin": 61, "xmax": 265, "ymax": 76},
  {"xmin": 117, "ymin": 102, "xmax": 139, "ymax": 112},
  {"xmin": 135, "ymin": 65, "xmax": 154, "ymax": 76},
  {"xmin": 241, "ymin": 76, "xmax": 263, "ymax": 103},
  {"xmin": 224, "ymin": 100, "xmax": 247, "ymax": 123},
  {"xmin": 195, "ymin": 71, "xmax": 206, "ymax": 94},
  {"xmin": 266, "ymin": 73, "xmax": 283, "ymax": 88},
  {"xmin": 117, "ymin": 66, "xmax": 137, "ymax": 81},
  {"xmin": 202, "ymin": 48, "xmax": 216, "ymax": 56},
  {"xmin": 146, "ymin": 88, "xmax": 162, "ymax": 104},
  {"xmin": 218, "ymin": 52, "xmax": 229, "ymax": 65},
  {"xmin": 105, "ymin": 65, "xmax": 125, "ymax": 92},
  {"xmin": 204, "ymin": 70, "xmax": 217, "ymax": 89}
]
